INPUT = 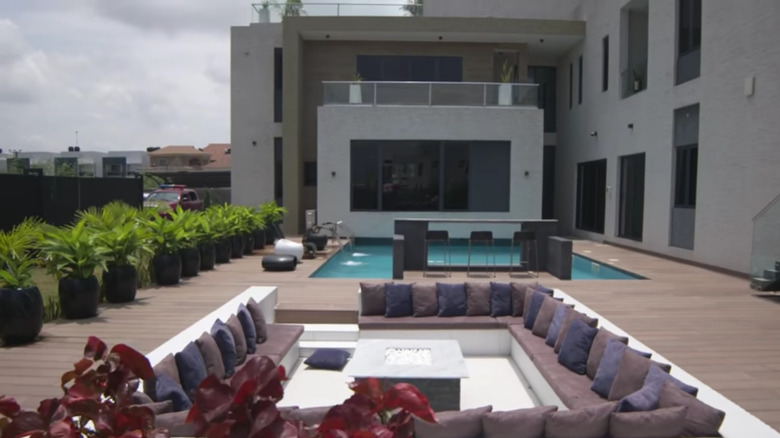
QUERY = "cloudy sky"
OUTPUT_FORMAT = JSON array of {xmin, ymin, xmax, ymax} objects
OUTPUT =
[{"xmin": 0, "ymin": 1, "xmax": 410, "ymax": 153}]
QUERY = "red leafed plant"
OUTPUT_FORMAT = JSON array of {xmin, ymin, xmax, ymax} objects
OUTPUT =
[
  {"xmin": 0, "ymin": 336, "xmax": 167, "ymax": 438},
  {"xmin": 185, "ymin": 356, "xmax": 437, "ymax": 438}
]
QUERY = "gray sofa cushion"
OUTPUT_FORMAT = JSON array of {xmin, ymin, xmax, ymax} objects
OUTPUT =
[
  {"xmin": 534, "ymin": 352, "xmax": 606, "ymax": 410},
  {"xmin": 195, "ymin": 332, "xmax": 226, "ymax": 380},
  {"xmin": 531, "ymin": 295, "xmax": 561, "ymax": 338},
  {"xmin": 545, "ymin": 305, "xmax": 570, "ymax": 347},
  {"xmin": 509, "ymin": 323, "xmax": 551, "ymax": 361},
  {"xmin": 246, "ymin": 297, "xmax": 269, "ymax": 344},
  {"xmin": 359, "ymin": 282, "xmax": 386, "ymax": 316},
  {"xmin": 412, "ymin": 283, "xmax": 438, "ymax": 317},
  {"xmin": 481, "ymin": 406, "xmax": 558, "ymax": 438},
  {"xmin": 609, "ymin": 406, "xmax": 688, "ymax": 438},
  {"xmin": 657, "ymin": 381, "xmax": 725, "ymax": 437},
  {"xmin": 359, "ymin": 315, "xmax": 502, "ymax": 330},
  {"xmin": 465, "ymin": 282, "xmax": 492, "ymax": 316},
  {"xmin": 545, "ymin": 402, "xmax": 617, "ymax": 438},
  {"xmin": 510, "ymin": 282, "xmax": 536, "ymax": 316},
  {"xmin": 414, "ymin": 405, "xmax": 492, "ymax": 438},
  {"xmin": 253, "ymin": 324, "xmax": 304, "ymax": 360},
  {"xmin": 586, "ymin": 328, "xmax": 628, "ymax": 379},
  {"xmin": 608, "ymin": 349, "xmax": 672, "ymax": 401},
  {"xmin": 226, "ymin": 314, "xmax": 248, "ymax": 365}
]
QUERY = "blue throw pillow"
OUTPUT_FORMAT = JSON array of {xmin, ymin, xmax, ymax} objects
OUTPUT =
[
  {"xmin": 557, "ymin": 319, "xmax": 599, "ymax": 374},
  {"xmin": 385, "ymin": 283, "xmax": 413, "ymax": 317},
  {"xmin": 304, "ymin": 349, "xmax": 351, "ymax": 370},
  {"xmin": 644, "ymin": 364, "xmax": 699, "ymax": 396},
  {"xmin": 523, "ymin": 291, "xmax": 547, "ymax": 329},
  {"xmin": 545, "ymin": 305, "xmax": 570, "ymax": 347},
  {"xmin": 174, "ymin": 342, "xmax": 208, "ymax": 402},
  {"xmin": 436, "ymin": 283, "xmax": 467, "ymax": 317},
  {"xmin": 591, "ymin": 339, "xmax": 652, "ymax": 398},
  {"xmin": 211, "ymin": 320, "xmax": 237, "ymax": 377},
  {"xmin": 618, "ymin": 381, "xmax": 663, "ymax": 412},
  {"xmin": 237, "ymin": 304, "xmax": 257, "ymax": 354},
  {"xmin": 490, "ymin": 282, "xmax": 512, "ymax": 317},
  {"xmin": 155, "ymin": 375, "xmax": 192, "ymax": 411},
  {"xmin": 535, "ymin": 284, "xmax": 555, "ymax": 295}
]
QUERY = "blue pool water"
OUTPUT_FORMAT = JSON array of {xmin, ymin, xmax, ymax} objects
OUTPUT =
[{"xmin": 310, "ymin": 240, "xmax": 644, "ymax": 280}]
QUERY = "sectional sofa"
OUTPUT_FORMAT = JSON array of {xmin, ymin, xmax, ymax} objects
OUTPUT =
[
  {"xmin": 356, "ymin": 281, "xmax": 739, "ymax": 438},
  {"xmin": 135, "ymin": 286, "xmax": 303, "ymax": 436}
]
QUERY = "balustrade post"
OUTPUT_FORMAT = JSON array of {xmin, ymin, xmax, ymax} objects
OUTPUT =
[
  {"xmin": 428, "ymin": 82, "xmax": 433, "ymax": 106},
  {"xmin": 373, "ymin": 82, "xmax": 377, "ymax": 106},
  {"xmin": 483, "ymin": 83, "xmax": 487, "ymax": 106}
]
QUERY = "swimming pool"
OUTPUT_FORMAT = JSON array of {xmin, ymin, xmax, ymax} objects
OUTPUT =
[{"xmin": 309, "ymin": 240, "xmax": 644, "ymax": 280}]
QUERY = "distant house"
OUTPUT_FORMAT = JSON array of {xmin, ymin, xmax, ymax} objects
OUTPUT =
[
  {"xmin": 145, "ymin": 144, "xmax": 231, "ymax": 188},
  {"xmin": 202, "ymin": 143, "xmax": 232, "ymax": 170},
  {"xmin": 149, "ymin": 145, "xmax": 211, "ymax": 170}
]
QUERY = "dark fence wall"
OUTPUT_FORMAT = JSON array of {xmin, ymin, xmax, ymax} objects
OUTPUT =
[{"xmin": 0, "ymin": 173, "xmax": 143, "ymax": 231}]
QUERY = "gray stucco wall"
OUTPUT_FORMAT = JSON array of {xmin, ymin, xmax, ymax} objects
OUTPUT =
[{"xmin": 317, "ymin": 105, "xmax": 544, "ymax": 238}]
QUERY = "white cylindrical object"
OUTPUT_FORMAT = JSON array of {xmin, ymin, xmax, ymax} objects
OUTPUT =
[{"xmin": 275, "ymin": 239, "xmax": 304, "ymax": 261}]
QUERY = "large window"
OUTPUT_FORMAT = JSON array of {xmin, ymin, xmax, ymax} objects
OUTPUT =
[
  {"xmin": 576, "ymin": 159, "xmax": 607, "ymax": 233},
  {"xmin": 356, "ymin": 56, "xmax": 463, "ymax": 82},
  {"xmin": 674, "ymin": 146, "xmax": 698, "ymax": 208},
  {"xmin": 274, "ymin": 48, "xmax": 283, "ymax": 122},
  {"xmin": 602, "ymin": 36, "xmax": 609, "ymax": 91},
  {"xmin": 527, "ymin": 66, "xmax": 557, "ymax": 133},
  {"xmin": 350, "ymin": 140, "xmax": 510, "ymax": 212},
  {"xmin": 676, "ymin": 0, "xmax": 701, "ymax": 84},
  {"xmin": 621, "ymin": 0, "xmax": 649, "ymax": 98}
]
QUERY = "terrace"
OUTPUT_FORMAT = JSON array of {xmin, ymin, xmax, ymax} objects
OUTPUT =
[
  {"xmin": 251, "ymin": 2, "xmax": 422, "ymax": 23},
  {"xmin": 2, "ymin": 241, "xmax": 780, "ymax": 435}
]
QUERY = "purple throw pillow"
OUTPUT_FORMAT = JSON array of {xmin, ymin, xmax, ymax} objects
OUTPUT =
[
  {"xmin": 304, "ymin": 349, "xmax": 351, "ymax": 370},
  {"xmin": 490, "ymin": 282, "xmax": 512, "ymax": 317},
  {"xmin": 385, "ymin": 283, "xmax": 413, "ymax": 317},
  {"xmin": 618, "ymin": 381, "xmax": 664, "ymax": 412},
  {"xmin": 211, "ymin": 320, "xmax": 237, "ymax": 377},
  {"xmin": 437, "ymin": 283, "xmax": 467, "ymax": 317},
  {"xmin": 236, "ymin": 304, "xmax": 257, "ymax": 354},
  {"xmin": 591, "ymin": 339, "xmax": 652, "ymax": 398},
  {"xmin": 155, "ymin": 375, "xmax": 192, "ymax": 411},
  {"xmin": 523, "ymin": 291, "xmax": 547, "ymax": 329},
  {"xmin": 174, "ymin": 342, "xmax": 208, "ymax": 402},
  {"xmin": 535, "ymin": 284, "xmax": 554, "ymax": 295},
  {"xmin": 545, "ymin": 305, "xmax": 570, "ymax": 347},
  {"xmin": 557, "ymin": 319, "xmax": 599, "ymax": 374},
  {"xmin": 644, "ymin": 364, "xmax": 698, "ymax": 396}
]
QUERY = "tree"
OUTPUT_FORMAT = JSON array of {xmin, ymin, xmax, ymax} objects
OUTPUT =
[
  {"xmin": 276, "ymin": 0, "xmax": 305, "ymax": 17},
  {"xmin": 401, "ymin": 0, "xmax": 423, "ymax": 16}
]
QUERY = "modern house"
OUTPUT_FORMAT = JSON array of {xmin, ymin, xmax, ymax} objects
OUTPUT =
[
  {"xmin": 0, "ymin": 149, "xmax": 150, "ymax": 178},
  {"xmin": 230, "ymin": 0, "xmax": 780, "ymax": 277},
  {"xmin": 145, "ymin": 144, "xmax": 233, "ymax": 188}
]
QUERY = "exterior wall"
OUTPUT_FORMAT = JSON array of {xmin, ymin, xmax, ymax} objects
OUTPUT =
[
  {"xmin": 317, "ymin": 106, "xmax": 543, "ymax": 238},
  {"xmin": 425, "ymin": 0, "xmax": 582, "ymax": 20},
  {"xmin": 554, "ymin": 0, "xmax": 780, "ymax": 273},
  {"xmin": 230, "ymin": 24, "xmax": 283, "ymax": 208},
  {"xmin": 150, "ymin": 155, "xmax": 209, "ymax": 169}
]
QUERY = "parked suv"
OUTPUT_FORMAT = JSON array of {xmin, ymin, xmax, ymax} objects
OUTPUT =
[{"xmin": 144, "ymin": 185, "xmax": 203, "ymax": 212}]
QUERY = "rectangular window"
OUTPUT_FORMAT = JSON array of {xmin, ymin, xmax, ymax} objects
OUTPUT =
[
  {"xmin": 621, "ymin": 0, "xmax": 649, "ymax": 98},
  {"xmin": 303, "ymin": 161, "xmax": 317, "ymax": 187},
  {"xmin": 274, "ymin": 137, "xmax": 283, "ymax": 206},
  {"xmin": 578, "ymin": 55, "xmax": 583, "ymax": 104},
  {"xmin": 527, "ymin": 66, "xmax": 557, "ymax": 132},
  {"xmin": 350, "ymin": 140, "xmax": 509, "ymax": 212},
  {"xmin": 274, "ymin": 48, "xmax": 283, "ymax": 123},
  {"xmin": 576, "ymin": 159, "xmax": 607, "ymax": 233},
  {"xmin": 676, "ymin": 0, "xmax": 701, "ymax": 84},
  {"xmin": 602, "ymin": 36, "xmax": 609, "ymax": 91},
  {"xmin": 568, "ymin": 63, "xmax": 573, "ymax": 109},
  {"xmin": 356, "ymin": 55, "xmax": 463, "ymax": 82},
  {"xmin": 674, "ymin": 145, "xmax": 698, "ymax": 207}
]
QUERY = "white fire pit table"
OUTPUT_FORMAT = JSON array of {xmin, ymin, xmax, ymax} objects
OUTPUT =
[{"xmin": 343, "ymin": 339, "xmax": 469, "ymax": 411}]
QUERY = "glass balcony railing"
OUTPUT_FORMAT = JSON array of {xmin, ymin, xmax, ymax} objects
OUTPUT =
[
  {"xmin": 322, "ymin": 81, "xmax": 539, "ymax": 107},
  {"xmin": 252, "ymin": 2, "xmax": 422, "ymax": 23},
  {"xmin": 750, "ymin": 193, "xmax": 780, "ymax": 290}
]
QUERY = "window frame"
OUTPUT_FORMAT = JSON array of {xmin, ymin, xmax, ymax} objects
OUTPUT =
[
  {"xmin": 602, "ymin": 36, "xmax": 609, "ymax": 92},
  {"xmin": 674, "ymin": 144, "xmax": 698, "ymax": 208},
  {"xmin": 303, "ymin": 161, "xmax": 317, "ymax": 187}
]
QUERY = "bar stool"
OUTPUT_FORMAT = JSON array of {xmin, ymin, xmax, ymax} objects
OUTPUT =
[
  {"xmin": 424, "ymin": 230, "xmax": 451, "ymax": 277},
  {"xmin": 509, "ymin": 230, "xmax": 539, "ymax": 278},
  {"xmin": 467, "ymin": 231, "xmax": 495, "ymax": 277}
]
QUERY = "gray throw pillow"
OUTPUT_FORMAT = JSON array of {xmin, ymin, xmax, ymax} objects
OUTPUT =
[
  {"xmin": 226, "ymin": 315, "xmax": 248, "ymax": 365},
  {"xmin": 545, "ymin": 402, "xmax": 616, "ymax": 438},
  {"xmin": 510, "ymin": 282, "xmax": 536, "ymax": 316},
  {"xmin": 412, "ymin": 283, "xmax": 438, "ymax": 317},
  {"xmin": 608, "ymin": 349, "xmax": 672, "ymax": 401},
  {"xmin": 481, "ymin": 406, "xmax": 557, "ymax": 438},
  {"xmin": 587, "ymin": 328, "xmax": 628, "ymax": 379},
  {"xmin": 360, "ymin": 282, "xmax": 386, "ymax": 316},
  {"xmin": 195, "ymin": 332, "xmax": 226, "ymax": 380},
  {"xmin": 657, "ymin": 381, "xmax": 726, "ymax": 437},
  {"xmin": 465, "ymin": 282, "xmax": 491, "ymax": 316},
  {"xmin": 554, "ymin": 309, "xmax": 598, "ymax": 353},
  {"xmin": 531, "ymin": 296, "xmax": 560, "ymax": 338},
  {"xmin": 609, "ymin": 406, "xmax": 688, "ymax": 438},
  {"xmin": 414, "ymin": 405, "xmax": 492, "ymax": 438},
  {"xmin": 246, "ymin": 298, "xmax": 269, "ymax": 344}
]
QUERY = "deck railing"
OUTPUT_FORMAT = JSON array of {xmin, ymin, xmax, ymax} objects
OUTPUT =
[
  {"xmin": 252, "ymin": 2, "xmax": 422, "ymax": 23},
  {"xmin": 322, "ymin": 81, "xmax": 539, "ymax": 107}
]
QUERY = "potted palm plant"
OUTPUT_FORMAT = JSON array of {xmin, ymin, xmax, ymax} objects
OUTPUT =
[
  {"xmin": 39, "ymin": 222, "xmax": 109, "ymax": 319},
  {"xmin": 499, "ymin": 60, "xmax": 514, "ymax": 105},
  {"xmin": 207, "ymin": 206, "xmax": 232, "ymax": 264},
  {"xmin": 237, "ymin": 206, "xmax": 258, "ymax": 255},
  {"xmin": 251, "ymin": 207, "xmax": 267, "ymax": 250},
  {"xmin": 0, "ymin": 219, "xmax": 44, "ymax": 345},
  {"xmin": 257, "ymin": 1, "xmax": 271, "ymax": 23},
  {"xmin": 193, "ymin": 214, "xmax": 219, "ymax": 271},
  {"xmin": 225, "ymin": 206, "xmax": 247, "ymax": 259},
  {"xmin": 143, "ymin": 211, "xmax": 187, "ymax": 286},
  {"xmin": 169, "ymin": 208, "xmax": 201, "ymax": 278},
  {"xmin": 260, "ymin": 201, "xmax": 288, "ymax": 245},
  {"xmin": 349, "ymin": 73, "xmax": 363, "ymax": 104}
]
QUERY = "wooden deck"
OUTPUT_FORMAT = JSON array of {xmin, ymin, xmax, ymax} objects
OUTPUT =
[{"xmin": 2, "ymin": 240, "xmax": 779, "ymax": 432}]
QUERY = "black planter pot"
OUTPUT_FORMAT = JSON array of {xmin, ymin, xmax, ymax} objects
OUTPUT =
[
  {"xmin": 199, "ymin": 243, "xmax": 217, "ymax": 271},
  {"xmin": 215, "ymin": 238, "xmax": 231, "ymax": 264},
  {"xmin": 152, "ymin": 253, "xmax": 182, "ymax": 286},
  {"xmin": 0, "ymin": 286, "xmax": 44, "ymax": 345},
  {"xmin": 230, "ymin": 235, "xmax": 245, "ymax": 259},
  {"xmin": 253, "ymin": 229, "xmax": 266, "ymax": 250},
  {"xmin": 179, "ymin": 247, "xmax": 201, "ymax": 278},
  {"xmin": 242, "ymin": 234, "xmax": 255, "ymax": 255},
  {"xmin": 102, "ymin": 264, "xmax": 137, "ymax": 304},
  {"xmin": 264, "ymin": 225, "xmax": 277, "ymax": 245},
  {"xmin": 59, "ymin": 276, "xmax": 100, "ymax": 320}
]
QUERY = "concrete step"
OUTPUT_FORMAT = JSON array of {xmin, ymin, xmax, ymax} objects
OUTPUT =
[
  {"xmin": 300, "ymin": 324, "xmax": 359, "ymax": 342},
  {"xmin": 299, "ymin": 340, "xmax": 357, "ymax": 357}
]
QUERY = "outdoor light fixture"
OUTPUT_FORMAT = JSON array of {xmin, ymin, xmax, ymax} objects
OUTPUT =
[
  {"xmin": 331, "ymin": 171, "xmax": 336, "ymax": 177},
  {"xmin": 628, "ymin": 123, "xmax": 634, "ymax": 129},
  {"xmin": 252, "ymin": 141, "xmax": 257, "ymax": 146},
  {"xmin": 589, "ymin": 131, "xmax": 598, "ymax": 137}
]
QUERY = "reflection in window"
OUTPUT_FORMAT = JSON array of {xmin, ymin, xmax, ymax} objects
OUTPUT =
[
  {"xmin": 351, "ymin": 143, "xmax": 378, "ymax": 210},
  {"xmin": 443, "ymin": 143, "xmax": 468, "ymax": 210},
  {"xmin": 381, "ymin": 142, "xmax": 439, "ymax": 211}
]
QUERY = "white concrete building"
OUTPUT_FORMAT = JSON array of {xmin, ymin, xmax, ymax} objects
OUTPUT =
[{"xmin": 231, "ymin": 0, "xmax": 780, "ymax": 277}]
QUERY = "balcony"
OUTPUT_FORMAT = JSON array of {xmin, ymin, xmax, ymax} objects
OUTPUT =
[
  {"xmin": 252, "ymin": 2, "xmax": 422, "ymax": 23},
  {"xmin": 322, "ymin": 81, "xmax": 539, "ymax": 107}
]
